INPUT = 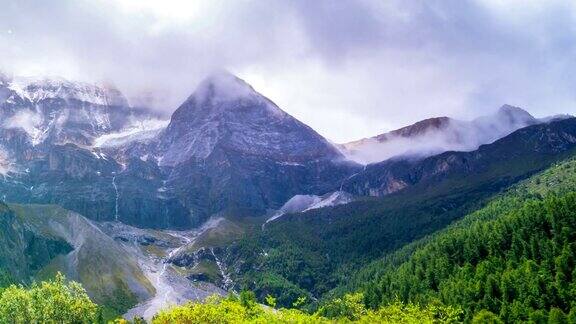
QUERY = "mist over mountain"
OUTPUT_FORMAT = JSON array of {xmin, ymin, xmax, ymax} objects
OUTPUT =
[
  {"xmin": 159, "ymin": 71, "xmax": 343, "ymax": 166},
  {"xmin": 340, "ymin": 105, "xmax": 552, "ymax": 164}
]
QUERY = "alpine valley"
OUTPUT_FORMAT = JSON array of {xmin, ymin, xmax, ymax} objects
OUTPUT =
[{"xmin": 1, "ymin": 71, "xmax": 576, "ymax": 322}]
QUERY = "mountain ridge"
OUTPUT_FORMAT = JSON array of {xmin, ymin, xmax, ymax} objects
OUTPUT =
[{"xmin": 340, "ymin": 104, "xmax": 541, "ymax": 164}]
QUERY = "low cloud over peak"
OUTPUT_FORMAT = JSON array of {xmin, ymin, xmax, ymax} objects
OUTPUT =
[{"xmin": 340, "ymin": 105, "xmax": 546, "ymax": 164}]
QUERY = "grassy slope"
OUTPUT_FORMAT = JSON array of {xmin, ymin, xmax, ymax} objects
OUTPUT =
[{"xmin": 9, "ymin": 204, "xmax": 155, "ymax": 319}]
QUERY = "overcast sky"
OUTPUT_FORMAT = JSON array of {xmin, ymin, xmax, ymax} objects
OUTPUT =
[{"xmin": 1, "ymin": 0, "xmax": 576, "ymax": 142}]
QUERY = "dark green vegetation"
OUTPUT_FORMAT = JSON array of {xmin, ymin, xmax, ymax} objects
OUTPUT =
[
  {"xmin": 349, "ymin": 158, "xmax": 576, "ymax": 322},
  {"xmin": 230, "ymin": 120, "xmax": 576, "ymax": 309},
  {"xmin": 0, "ymin": 203, "xmax": 73, "ymax": 281},
  {"xmin": 228, "ymin": 129, "xmax": 576, "ymax": 322}
]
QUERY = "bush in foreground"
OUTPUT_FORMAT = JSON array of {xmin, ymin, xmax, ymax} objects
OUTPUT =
[
  {"xmin": 0, "ymin": 273, "xmax": 99, "ymax": 323},
  {"xmin": 152, "ymin": 293, "xmax": 462, "ymax": 323}
]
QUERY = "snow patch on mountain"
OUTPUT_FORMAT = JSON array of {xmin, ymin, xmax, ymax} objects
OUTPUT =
[
  {"xmin": 304, "ymin": 191, "xmax": 354, "ymax": 211},
  {"xmin": 93, "ymin": 118, "xmax": 169, "ymax": 148},
  {"xmin": 266, "ymin": 191, "xmax": 354, "ymax": 224}
]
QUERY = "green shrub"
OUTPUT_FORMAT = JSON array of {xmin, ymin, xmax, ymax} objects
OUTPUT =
[{"xmin": 0, "ymin": 272, "xmax": 99, "ymax": 323}]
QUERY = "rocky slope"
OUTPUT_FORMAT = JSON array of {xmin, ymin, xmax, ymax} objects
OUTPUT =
[
  {"xmin": 148, "ymin": 72, "xmax": 360, "ymax": 224},
  {"xmin": 0, "ymin": 201, "xmax": 226, "ymax": 318},
  {"xmin": 0, "ymin": 203, "xmax": 154, "ymax": 315}
]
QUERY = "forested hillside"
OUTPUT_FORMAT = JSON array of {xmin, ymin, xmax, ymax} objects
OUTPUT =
[
  {"xmin": 347, "ymin": 158, "xmax": 576, "ymax": 322},
  {"xmin": 229, "ymin": 122, "xmax": 576, "ymax": 308}
]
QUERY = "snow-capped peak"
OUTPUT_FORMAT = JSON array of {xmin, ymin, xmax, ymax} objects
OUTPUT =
[
  {"xmin": 340, "ymin": 105, "xmax": 539, "ymax": 164},
  {"xmin": 6, "ymin": 76, "xmax": 128, "ymax": 106},
  {"xmin": 494, "ymin": 104, "xmax": 536, "ymax": 125}
]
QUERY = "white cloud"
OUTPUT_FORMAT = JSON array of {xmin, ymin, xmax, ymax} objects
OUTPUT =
[{"xmin": 1, "ymin": 0, "xmax": 575, "ymax": 142}]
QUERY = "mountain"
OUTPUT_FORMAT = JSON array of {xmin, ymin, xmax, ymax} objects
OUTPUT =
[
  {"xmin": 347, "ymin": 153, "xmax": 576, "ymax": 322},
  {"xmin": 226, "ymin": 117, "xmax": 576, "ymax": 307},
  {"xmin": 2, "ymin": 71, "xmax": 576, "ymax": 321},
  {"xmin": 159, "ymin": 71, "xmax": 342, "ymax": 165},
  {"xmin": 341, "ymin": 105, "xmax": 540, "ymax": 164},
  {"xmin": 0, "ymin": 75, "xmax": 184, "ymax": 229},
  {"xmin": 342, "ymin": 117, "xmax": 576, "ymax": 197},
  {"xmin": 0, "ymin": 72, "xmax": 360, "ymax": 229},
  {"xmin": 144, "ymin": 72, "xmax": 360, "ymax": 225},
  {"xmin": 0, "ymin": 75, "xmax": 155, "ymax": 147}
]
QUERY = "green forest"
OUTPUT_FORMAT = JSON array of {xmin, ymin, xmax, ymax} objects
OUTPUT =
[{"xmin": 346, "ymin": 158, "xmax": 576, "ymax": 322}]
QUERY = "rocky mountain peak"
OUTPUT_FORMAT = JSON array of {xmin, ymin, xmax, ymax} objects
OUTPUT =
[
  {"xmin": 496, "ymin": 104, "xmax": 536, "ymax": 124},
  {"xmin": 383, "ymin": 116, "xmax": 452, "ymax": 139},
  {"xmin": 0, "ymin": 74, "xmax": 161, "ymax": 148},
  {"xmin": 160, "ymin": 72, "xmax": 341, "ymax": 165},
  {"xmin": 341, "ymin": 105, "xmax": 541, "ymax": 164},
  {"xmin": 192, "ymin": 71, "xmax": 256, "ymax": 103},
  {"xmin": 175, "ymin": 71, "xmax": 287, "ymax": 123}
]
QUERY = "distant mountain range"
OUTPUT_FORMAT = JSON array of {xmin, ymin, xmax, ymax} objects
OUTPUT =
[{"xmin": 1, "ymin": 72, "xmax": 568, "ymax": 229}]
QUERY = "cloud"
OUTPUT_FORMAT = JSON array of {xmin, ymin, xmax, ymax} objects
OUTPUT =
[
  {"xmin": 340, "ymin": 106, "xmax": 541, "ymax": 164},
  {"xmin": 1, "ymin": 0, "xmax": 575, "ymax": 142}
]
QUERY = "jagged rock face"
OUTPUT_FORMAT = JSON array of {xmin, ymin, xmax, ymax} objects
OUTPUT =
[
  {"xmin": 160, "ymin": 72, "xmax": 342, "ymax": 166},
  {"xmin": 0, "ymin": 76, "xmax": 145, "ymax": 147},
  {"xmin": 342, "ymin": 118, "xmax": 576, "ymax": 197},
  {"xmin": 0, "ymin": 73, "xmax": 358, "ymax": 228},
  {"xmin": 0, "ymin": 76, "xmax": 187, "ymax": 228},
  {"xmin": 0, "ymin": 143, "xmax": 192, "ymax": 228},
  {"xmin": 154, "ymin": 72, "xmax": 359, "ymax": 223}
]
